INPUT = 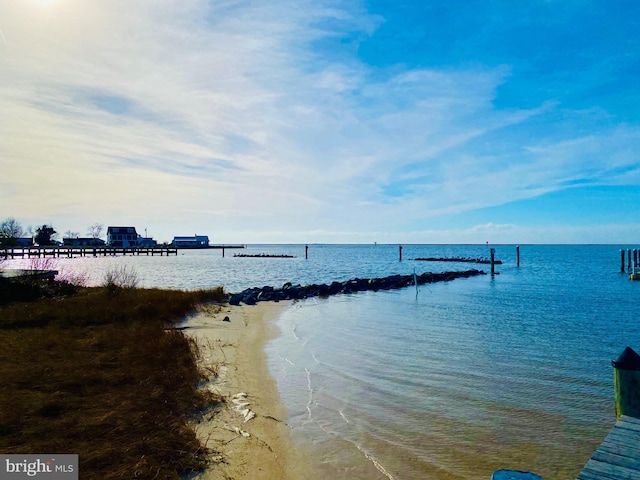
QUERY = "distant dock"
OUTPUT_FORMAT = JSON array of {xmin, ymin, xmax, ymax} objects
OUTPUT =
[
  {"xmin": 1, "ymin": 245, "xmax": 246, "ymax": 259},
  {"xmin": 1, "ymin": 246, "xmax": 179, "ymax": 258}
]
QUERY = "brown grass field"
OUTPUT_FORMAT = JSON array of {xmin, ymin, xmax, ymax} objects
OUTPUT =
[{"xmin": 0, "ymin": 277, "xmax": 226, "ymax": 479}]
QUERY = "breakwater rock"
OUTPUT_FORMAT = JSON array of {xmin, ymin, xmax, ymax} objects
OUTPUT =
[
  {"xmin": 233, "ymin": 254, "xmax": 295, "ymax": 258},
  {"xmin": 228, "ymin": 269, "xmax": 486, "ymax": 306},
  {"xmin": 413, "ymin": 257, "xmax": 502, "ymax": 265}
]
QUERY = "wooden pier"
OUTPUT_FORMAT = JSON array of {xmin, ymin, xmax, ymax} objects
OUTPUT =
[
  {"xmin": 492, "ymin": 347, "xmax": 640, "ymax": 480},
  {"xmin": 576, "ymin": 415, "xmax": 640, "ymax": 480},
  {"xmin": 1, "ymin": 246, "xmax": 178, "ymax": 259},
  {"xmin": 575, "ymin": 346, "xmax": 640, "ymax": 479}
]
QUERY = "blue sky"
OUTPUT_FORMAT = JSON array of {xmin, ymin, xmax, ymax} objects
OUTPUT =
[{"xmin": 1, "ymin": 0, "xmax": 639, "ymax": 243}]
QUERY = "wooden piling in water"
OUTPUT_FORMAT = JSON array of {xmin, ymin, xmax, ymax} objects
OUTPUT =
[
  {"xmin": 516, "ymin": 245, "xmax": 520, "ymax": 267},
  {"xmin": 621, "ymin": 249, "xmax": 626, "ymax": 273},
  {"xmin": 612, "ymin": 346, "xmax": 640, "ymax": 420},
  {"xmin": 399, "ymin": 245, "xmax": 403, "ymax": 262},
  {"xmin": 305, "ymin": 244, "xmax": 308, "ymax": 259},
  {"xmin": 628, "ymin": 249, "xmax": 632, "ymax": 271},
  {"xmin": 490, "ymin": 248, "xmax": 495, "ymax": 275}
]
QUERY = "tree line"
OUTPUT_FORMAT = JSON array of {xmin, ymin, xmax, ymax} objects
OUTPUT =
[{"xmin": 0, "ymin": 217, "xmax": 104, "ymax": 247}]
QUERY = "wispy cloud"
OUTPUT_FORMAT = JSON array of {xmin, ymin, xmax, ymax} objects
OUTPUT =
[{"xmin": 1, "ymin": 0, "xmax": 639, "ymax": 242}]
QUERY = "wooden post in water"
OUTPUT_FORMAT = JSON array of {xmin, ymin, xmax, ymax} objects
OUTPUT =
[
  {"xmin": 305, "ymin": 244, "xmax": 308, "ymax": 259},
  {"xmin": 491, "ymin": 248, "xmax": 496, "ymax": 274},
  {"xmin": 621, "ymin": 249, "xmax": 626, "ymax": 273},
  {"xmin": 628, "ymin": 249, "xmax": 632, "ymax": 271},
  {"xmin": 222, "ymin": 246, "xmax": 225, "ymax": 258},
  {"xmin": 635, "ymin": 249, "xmax": 639, "ymax": 269},
  {"xmin": 399, "ymin": 245, "xmax": 403, "ymax": 262},
  {"xmin": 516, "ymin": 245, "xmax": 520, "ymax": 267},
  {"xmin": 612, "ymin": 346, "xmax": 640, "ymax": 420}
]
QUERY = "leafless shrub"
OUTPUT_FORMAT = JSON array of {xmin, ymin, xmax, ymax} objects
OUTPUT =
[
  {"xmin": 28, "ymin": 256, "xmax": 58, "ymax": 273},
  {"xmin": 103, "ymin": 265, "xmax": 139, "ymax": 293},
  {"xmin": 56, "ymin": 268, "xmax": 89, "ymax": 287}
]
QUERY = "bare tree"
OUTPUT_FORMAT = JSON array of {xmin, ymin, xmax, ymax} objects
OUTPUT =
[
  {"xmin": 64, "ymin": 231, "xmax": 80, "ymax": 239},
  {"xmin": 0, "ymin": 217, "xmax": 25, "ymax": 246},
  {"xmin": 87, "ymin": 223, "xmax": 104, "ymax": 239},
  {"xmin": 1, "ymin": 217, "xmax": 24, "ymax": 238}
]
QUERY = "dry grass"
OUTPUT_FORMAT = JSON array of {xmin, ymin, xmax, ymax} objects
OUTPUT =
[{"xmin": 0, "ymin": 283, "xmax": 226, "ymax": 479}]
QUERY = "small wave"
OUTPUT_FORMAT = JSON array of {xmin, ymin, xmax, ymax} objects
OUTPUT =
[
  {"xmin": 305, "ymin": 367, "xmax": 313, "ymax": 420},
  {"xmin": 292, "ymin": 324, "xmax": 302, "ymax": 341},
  {"xmin": 356, "ymin": 444, "xmax": 397, "ymax": 480},
  {"xmin": 339, "ymin": 409, "xmax": 350, "ymax": 424},
  {"xmin": 310, "ymin": 403, "xmax": 395, "ymax": 480},
  {"xmin": 275, "ymin": 351, "xmax": 295, "ymax": 366},
  {"xmin": 312, "ymin": 353, "xmax": 320, "ymax": 365}
]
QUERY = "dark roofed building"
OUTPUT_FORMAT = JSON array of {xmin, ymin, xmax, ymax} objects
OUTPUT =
[{"xmin": 63, "ymin": 237, "xmax": 106, "ymax": 247}]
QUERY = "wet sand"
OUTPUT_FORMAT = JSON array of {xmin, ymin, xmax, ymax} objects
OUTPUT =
[{"xmin": 182, "ymin": 301, "xmax": 314, "ymax": 480}]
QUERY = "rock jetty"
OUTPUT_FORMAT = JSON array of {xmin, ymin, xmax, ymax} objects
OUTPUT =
[
  {"xmin": 233, "ymin": 253, "xmax": 295, "ymax": 258},
  {"xmin": 228, "ymin": 269, "xmax": 486, "ymax": 306},
  {"xmin": 413, "ymin": 257, "xmax": 502, "ymax": 265}
]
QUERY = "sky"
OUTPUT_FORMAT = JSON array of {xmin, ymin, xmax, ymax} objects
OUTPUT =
[{"xmin": 1, "ymin": 0, "xmax": 640, "ymax": 244}]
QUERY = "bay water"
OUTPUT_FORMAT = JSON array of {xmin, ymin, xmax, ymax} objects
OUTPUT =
[{"xmin": 5, "ymin": 244, "xmax": 640, "ymax": 479}]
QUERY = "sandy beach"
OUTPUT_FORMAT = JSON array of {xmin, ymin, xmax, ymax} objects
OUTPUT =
[{"xmin": 182, "ymin": 301, "xmax": 314, "ymax": 480}]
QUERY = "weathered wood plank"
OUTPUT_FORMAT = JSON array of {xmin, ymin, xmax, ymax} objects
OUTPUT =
[
  {"xmin": 579, "ymin": 458, "xmax": 640, "ymax": 480},
  {"xmin": 620, "ymin": 416, "xmax": 640, "ymax": 427},
  {"xmin": 578, "ymin": 468, "xmax": 624, "ymax": 480},
  {"xmin": 592, "ymin": 450, "xmax": 640, "ymax": 473},
  {"xmin": 603, "ymin": 429, "xmax": 640, "ymax": 450},
  {"xmin": 599, "ymin": 441, "xmax": 640, "ymax": 461},
  {"xmin": 615, "ymin": 420, "xmax": 640, "ymax": 434}
]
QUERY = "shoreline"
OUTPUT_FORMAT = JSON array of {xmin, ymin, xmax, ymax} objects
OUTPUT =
[{"xmin": 182, "ymin": 301, "xmax": 314, "ymax": 480}]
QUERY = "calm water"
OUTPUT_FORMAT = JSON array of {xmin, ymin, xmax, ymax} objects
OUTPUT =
[{"xmin": 5, "ymin": 244, "xmax": 640, "ymax": 478}]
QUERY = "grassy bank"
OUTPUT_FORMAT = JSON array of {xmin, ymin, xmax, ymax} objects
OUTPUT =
[{"xmin": 0, "ymin": 278, "xmax": 226, "ymax": 479}]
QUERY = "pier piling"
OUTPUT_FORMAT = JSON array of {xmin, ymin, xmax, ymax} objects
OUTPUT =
[
  {"xmin": 305, "ymin": 244, "xmax": 308, "ymax": 259},
  {"xmin": 399, "ymin": 245, "xmax": 403, "ymax": 262},
  {"xmin": 516, "ymin": 245, "xmax": 520, "ymax": 267},
  {"xmin": 621, "ymin": 249, "xmax": 626, "ymax": 273},
  {"xmin": 612, "ymin": 346, "xmax": 640, "ymax": 420},
  {"xmin": 490, "ymin": 248, "xmax": 495, "ymax": 275}
]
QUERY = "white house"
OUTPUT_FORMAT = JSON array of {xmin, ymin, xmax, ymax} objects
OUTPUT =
[{"xmin": 106, "ymin": 227, "xmax": 138, "ymax": 247}]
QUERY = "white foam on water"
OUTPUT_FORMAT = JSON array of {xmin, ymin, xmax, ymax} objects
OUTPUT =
[
  {"xmin": 305, "ymin": 367, "xmax": 313, "ymax": 420},
  {"xmin": 356, "ymin": 444, "xmax": 397, "ymax": 480},
  {"xmin": 339, "ymin": 409, "xmax": 350, "ymax": 424},
  {"xmin": 292, "ymin": 324, "xmax": 301, "ymax": 341}
]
